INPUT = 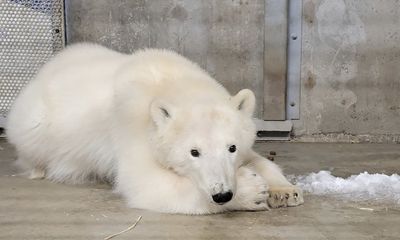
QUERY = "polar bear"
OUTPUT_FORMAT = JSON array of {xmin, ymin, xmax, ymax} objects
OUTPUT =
[{"xmin": 6, "ymin": 43, "xmax": 303, "ymax": 214}]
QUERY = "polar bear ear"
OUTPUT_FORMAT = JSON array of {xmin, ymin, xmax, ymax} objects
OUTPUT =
[
  {"xmin": 150, "ymin": 99, "xmax": 175, "ymax": 128},
  {"xmin": 231, "ymin": 89, "xmax": 256, "ymax": 117}
]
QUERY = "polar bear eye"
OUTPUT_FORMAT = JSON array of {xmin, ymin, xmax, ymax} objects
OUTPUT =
[
  {"xmin": 229, "ymin": 145, "xmax": 236, "ymax": 153},
  {"xmin": 191, "ymin": 149, "xmax": 200, "ymax": 157}
]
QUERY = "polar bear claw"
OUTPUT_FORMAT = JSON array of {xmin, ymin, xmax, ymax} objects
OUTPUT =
[{"xmin": 267, "ymin": 186, "xmax": 304, "ymax": 208}]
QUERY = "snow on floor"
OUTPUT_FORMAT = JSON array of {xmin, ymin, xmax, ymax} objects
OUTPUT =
[{"xmin": 289, "ymin": 171, "xmax": 400, "ymax": 204}]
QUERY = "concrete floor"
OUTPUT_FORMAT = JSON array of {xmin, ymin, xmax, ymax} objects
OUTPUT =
[{"xmin": 0, "ymin": 139, "xmax": 399, "ymax": 240}]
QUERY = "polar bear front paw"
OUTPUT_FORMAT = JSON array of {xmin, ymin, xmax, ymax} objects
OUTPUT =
[
  {"xmin": 267, "ymin": 186, "xmax": 304, "ymax": 208},
  {"xmin": 230, "ymin": 167, "xmax": 269, "ymax": 211}
]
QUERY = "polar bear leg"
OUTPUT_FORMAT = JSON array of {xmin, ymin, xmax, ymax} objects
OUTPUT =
[
  {"xmin": 116, "ymin": 156, "xmax": 227, "ymax": 214},
  {"xmin": 246, "ymin": 150, "xmax": 304, "ymax": 208},
  {"xmin": 226, "ymin": 166, "xmax": 269, "ymax": 211}
]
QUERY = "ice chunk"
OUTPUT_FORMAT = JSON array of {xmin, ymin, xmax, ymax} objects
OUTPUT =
[{"xmin": 289, "ymin": 171, "xmax": 400, "ymax": 204}]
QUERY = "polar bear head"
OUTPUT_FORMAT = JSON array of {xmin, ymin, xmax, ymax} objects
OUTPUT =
[{"xmin": 150, "ymin": 89, "xmax": 256, "ymax": 205}]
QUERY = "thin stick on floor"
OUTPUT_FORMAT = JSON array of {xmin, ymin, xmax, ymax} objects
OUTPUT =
[{"xmin": 104, "ymin": 215, "xmax": 142, "ymax": 240}]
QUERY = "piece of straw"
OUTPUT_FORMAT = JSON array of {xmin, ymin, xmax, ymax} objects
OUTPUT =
[{"xmin": 104, "ymin": 215, "xmax": 142, "ymax": 240}]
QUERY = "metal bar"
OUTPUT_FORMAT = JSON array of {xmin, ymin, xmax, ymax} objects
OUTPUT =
[
  {"xmin": 64, "ymin": 0, "xmax": 72, "ymax": 44},
  {"xmin": 286, "ymin": 0, "xmax": 302, "ymax": 120}
]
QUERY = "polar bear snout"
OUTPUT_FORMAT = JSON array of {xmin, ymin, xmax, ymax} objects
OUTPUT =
[{"xmin": 212, "ymin": 191, "xmax": 233, "ymax": 204}]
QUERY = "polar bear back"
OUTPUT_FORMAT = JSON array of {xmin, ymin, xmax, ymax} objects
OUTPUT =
[{"xmin": 114, "ymin": 47, "xmax": 233, "ymax": 110}]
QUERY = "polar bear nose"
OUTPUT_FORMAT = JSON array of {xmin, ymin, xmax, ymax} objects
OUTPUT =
[{"xmin": 212, "ymin": 191, "xmax": 233, "ymax": 204}]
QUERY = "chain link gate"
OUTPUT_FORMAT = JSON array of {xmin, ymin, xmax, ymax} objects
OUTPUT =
[{"xmin": 0, "ymin": 0, "xmax": 65, "ymax": 128}]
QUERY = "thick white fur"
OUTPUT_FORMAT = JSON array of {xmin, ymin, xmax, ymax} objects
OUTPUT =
[{"xmin": 7, "ymin": 43, "xmax": 303, "ymax": 214}]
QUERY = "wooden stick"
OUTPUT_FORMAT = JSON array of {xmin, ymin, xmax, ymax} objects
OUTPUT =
[{"xmin": 104, "ymin": 215, "xmax": 142, "ymax": 240}]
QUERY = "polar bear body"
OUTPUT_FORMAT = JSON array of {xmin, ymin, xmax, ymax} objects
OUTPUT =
[{"xmin": 7, "ymin": 44, "xmax": 303, "ymax": 214}]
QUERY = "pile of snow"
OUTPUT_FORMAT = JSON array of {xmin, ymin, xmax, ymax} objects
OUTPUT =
[{"xmin": 290, "ymin": 171, "xmax": 400, "ymax": 204}]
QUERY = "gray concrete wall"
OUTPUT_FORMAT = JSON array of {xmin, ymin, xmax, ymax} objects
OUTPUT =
[
  {"xmin": 65, "ymin": 0, "xmax": 400, "ymax": 142},
  {"xmin": 65, "ymin": 0, "xmax": 265, "ymax": 118},
  {"xmin": 294, "ymin": 0, "xmax": 400, "ymax": 143}
]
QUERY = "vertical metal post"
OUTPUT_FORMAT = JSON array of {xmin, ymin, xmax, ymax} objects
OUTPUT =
[{"xmin": 286, "ymin": 0, "xmax": 302, "ymax": 120}]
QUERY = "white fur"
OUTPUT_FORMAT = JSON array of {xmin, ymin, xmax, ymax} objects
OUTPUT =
[{"xmin": 7, "ymin": 43, "xmax": 303, "ymax": 214}]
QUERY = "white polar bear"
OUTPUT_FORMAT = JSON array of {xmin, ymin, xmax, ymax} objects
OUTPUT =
[{"xmin": 6, "ymin": 43, "xmax": 303, "ymax": 214}]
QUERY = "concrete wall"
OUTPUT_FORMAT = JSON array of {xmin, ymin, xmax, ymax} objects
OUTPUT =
[
  {"xmin": 294, "ymin": 0, "xmax": 400, "ymax": 143},
  {"xmin": 65, "ymin": 0, "xmax": 400, "ymax": 142},
  {"xmin": 65, "ymin": 0, "xmax": 265, "ymax": 118}
]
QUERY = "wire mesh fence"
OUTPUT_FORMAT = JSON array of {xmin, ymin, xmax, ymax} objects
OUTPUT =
[{"xmin": 0, "ymin": 0, "xmax": 64, "ymax": 126}]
